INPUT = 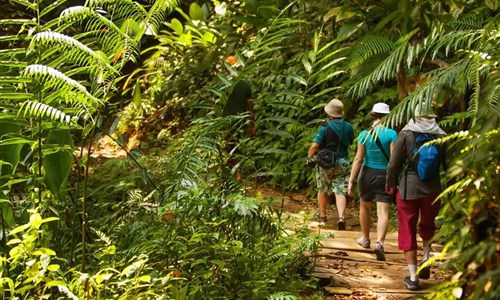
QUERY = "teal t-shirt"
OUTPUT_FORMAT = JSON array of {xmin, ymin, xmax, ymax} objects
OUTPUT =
[
  {"xmin": 358, "ymin": 126, "xmax": 397, "ymax": 169},
  {"xmin": 313, "ymin": 120, "xmax": 354, "ymax": 159}
]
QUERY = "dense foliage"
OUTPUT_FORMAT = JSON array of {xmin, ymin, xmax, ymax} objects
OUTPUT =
[{"xmin": 0, "ymin": 0, "xmax": 498, "ymax": 299}]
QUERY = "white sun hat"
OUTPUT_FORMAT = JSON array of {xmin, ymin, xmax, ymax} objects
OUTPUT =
[{"xmin": 371, "ymin": 102, "xmax": 390, "ymax": 114}]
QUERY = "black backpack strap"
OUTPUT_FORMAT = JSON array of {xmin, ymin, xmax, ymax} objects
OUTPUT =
[{"xmin": 369, "ymin": 129, "xmax": 390, "ymax": 162}]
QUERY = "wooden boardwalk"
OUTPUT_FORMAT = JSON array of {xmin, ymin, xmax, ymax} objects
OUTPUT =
[{"xmin": 308, "ymin": 225, "xmax": 445, "ymax": 298}]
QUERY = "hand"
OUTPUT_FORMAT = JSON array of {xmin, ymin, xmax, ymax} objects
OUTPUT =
[
  {"xmin": 386, "ymin": 185, "xmax": 395, "ymax": 195},
  {"xmin": 348, "ymin": 181, "xmax": 354, "ymax": 197},
  {"xmin": 306, "ymin": 157, "xmax": 316, "ymax": 167}
]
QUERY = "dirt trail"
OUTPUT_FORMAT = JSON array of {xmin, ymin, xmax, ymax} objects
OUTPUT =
[{"xmin": 265, "ymin": 190, "xmax": 447, "ymax": 300}]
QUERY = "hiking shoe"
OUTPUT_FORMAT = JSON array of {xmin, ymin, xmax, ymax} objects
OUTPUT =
[
  {"xmin": 403, "ymin": 276, "xmax": 419, "ymax": 291},
  {"xmin": 356, "ymin": 236, "xmax": 370, "ymax": 249},
  {"xmin": 314, "ymin": 213, "xmax": 327, "ymax": 223},
  {"xmin": 418, "ymin": 261, "xmax": 431, "ymax": 280},
  {"xmin": 314, "ymin": 212, "xmax": 328, "ymax": 223},
  {"xmin": 374, "ymin": 242, "xmax": 386, "ymax": 261},
  {"xmin": 337, "ymin": 218, "xmax": 346, "ymax": 230}
]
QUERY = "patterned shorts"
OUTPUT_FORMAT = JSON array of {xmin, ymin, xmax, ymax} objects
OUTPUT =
[{"xmin": 316, "ymin": 158, "xmax": 350, "ymax": 196}]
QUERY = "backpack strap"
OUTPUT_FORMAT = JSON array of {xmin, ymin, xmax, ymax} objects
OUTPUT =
[
  {"xmin": 327, "ymin": 121, "xmax": 346, "ymax": 154},
  {"xmin": 368, "ymin": 129, "xmax": 390, "ymax": 162},
  {"xmin": 322, "ymin": 121, "xmax": 345, "ymax": 151}
]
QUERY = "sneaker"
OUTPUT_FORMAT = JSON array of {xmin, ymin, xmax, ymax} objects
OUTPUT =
[
  {"xmin": 337, "ymin": 218, "xmax": 346, "ymax": 230},
  {"xmin": 356, "ymin": 236, "xmax": 370, "ymax": 248},
  {"xmin": 403, "ymin": 276, "xmax": 419, "ymax": 291},
  {"xmin": 374, "ymin": 242, "xmax": 386, "ymax": 261},
  {"xmin": 418, "ymin": 260, "xmax": 431, "ymax": 280}
]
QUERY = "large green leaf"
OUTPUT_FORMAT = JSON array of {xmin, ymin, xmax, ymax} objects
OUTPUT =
[
  {"xmin": 0, "ymin": 199, "xmax": 15, "ymax": 228},
  {"xmin": 43, "ymin": 129, "xmax": 74, "ymax": 200},
  {"xmin": 0, "ymin": 121, "xmax": 21, "ymax": 185}
]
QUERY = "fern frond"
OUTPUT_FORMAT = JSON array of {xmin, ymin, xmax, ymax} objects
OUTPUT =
[
  {"xmin": 18, "ymin": 101, "xmax": 75, "ymax": 124},
  {"xmin": 22, "ymin": 64, "xmax": 102, "ymax": 106},
  {"xmin": 349, "ymin": 35, "xmax": 395, "ymax": 69},
  {"xmin": 138, "ymin": 0, "xmax": 179, "ymax": 38},
  {"xmin": 30, "ymin": 32, "xmax": 118, "ymax": 76},
  {"xmin": 86, "ymin": 0, "xmax": 179, "ymax": 40},
  {"xmin": 87, "ymin": 0, "xmax": 146, "ymax": 23},
  {"xmin": 93, "ymin": 229, "xmax": 113, "ymax": 245},
  {"xmin": 448, "ymin": 13, "xmax": 484, "ymax": 30},
  {"xmin": 60, "ymin": 6, "xmax": 139, "ymax": 62},
  {"xmin": 384, "ymin": 60, "xmax": 469, "ymax": 127},
  {"xmin": 349, "ymin": 29, "xmax": 421, "ymax": 98},
  {"xmin": 467, "ymin": 57, "xmax": 480, "ymax": 126},
  {"xmin": 426, "ymin": 29, "xmax": 483, "ymax": 59}
]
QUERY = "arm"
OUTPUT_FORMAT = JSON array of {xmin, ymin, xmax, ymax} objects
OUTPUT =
[
  {"xmin": 386, "ymin": 132, "xmax": 407, "ymax": 194},
  {"xmin": 348, "ymin": 143, "xmax": 365, "ymax": 197},
  {"xmin": 308, "ymin": 142, "xmax": 320, "ymax": 158}
]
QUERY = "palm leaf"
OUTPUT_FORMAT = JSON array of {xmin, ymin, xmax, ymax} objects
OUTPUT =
[
  {"xmin": 426, "ymin": 29, "xmax": 484, "ymax": 59},
  {"xmin": 384, "ymin": 60, "xmax": 469, "ymax": 127},
  {"xmin": 348, "ymin": 35, "xmax": 395, "ymax": 69},
  {"xmin": 348, "ymin": 29, "xmax": 420, "ymax": 98}
]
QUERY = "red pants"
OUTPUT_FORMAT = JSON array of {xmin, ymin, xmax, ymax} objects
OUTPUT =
[{"xmin": 396, "ymin": 191, "xmax": 440, "ymax": 251}]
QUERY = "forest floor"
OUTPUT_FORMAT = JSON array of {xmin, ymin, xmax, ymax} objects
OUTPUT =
[{"xmin": 250, "ymin": 186, "xmax": 448, "ymax": 300}]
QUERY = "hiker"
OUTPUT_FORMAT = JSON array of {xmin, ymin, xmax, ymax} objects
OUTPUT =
[
  {"xmin": 385, "ymin": 103, "xmax": 447, "ymax": 291},
  {"xmin": 348, "ymin": 103, "xmax": 397, "ymax": 261},
  {"xmin": 307, "ymin": 99, "xmax": 354, "ymax": 230}
]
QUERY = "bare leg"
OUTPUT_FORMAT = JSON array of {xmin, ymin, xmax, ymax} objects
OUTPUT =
[
  {"xmin": 376, "ymin": 202, "xmax": 390, "ymax": 245},
  {"xmin": 359, "ymin": 200, "xmax": 371, "ymax": 240},
  {"xmin": 335, "ymin": 193, "xmax": 347, "ymax": 219},
  {"xmin": 318, "ymin": 191, "xmax": 328, "ymax": 218}
]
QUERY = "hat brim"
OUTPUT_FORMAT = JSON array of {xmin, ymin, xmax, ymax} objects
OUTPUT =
[{"xmin": 325, "ymin": 107, "xmax": 342, "ymax": 118}]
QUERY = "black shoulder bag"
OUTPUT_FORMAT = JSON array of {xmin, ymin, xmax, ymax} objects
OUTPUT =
[{"xmin": 315, "ymin": 121, "xmax": 345, "ymax": 169}]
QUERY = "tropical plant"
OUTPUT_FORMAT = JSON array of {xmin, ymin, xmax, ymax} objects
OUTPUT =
[{"xmin": 0, "ymin": 0, "xmax": 182, "ymax": 297}]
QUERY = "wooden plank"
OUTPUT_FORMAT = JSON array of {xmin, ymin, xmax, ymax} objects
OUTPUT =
[
  {"xmin": 314, "ymin": 230, "xmax": 444, "ymax": 253},
  {"xmin": 313, "ymin": 253, "xmax": 407, "ymax": 266}
]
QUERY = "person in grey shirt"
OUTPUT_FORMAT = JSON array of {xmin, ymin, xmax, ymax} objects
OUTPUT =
[{"xmin": 386, "ymin": 104, "xmax": 447, "ymax": 291}]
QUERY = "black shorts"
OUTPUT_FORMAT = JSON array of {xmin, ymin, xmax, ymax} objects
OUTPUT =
[{"xmin": 357, "ymin": 166, "xmax": 392, "ymax": 203}]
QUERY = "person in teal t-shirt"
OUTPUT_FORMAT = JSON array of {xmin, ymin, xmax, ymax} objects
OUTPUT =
[
  {"xmin": 307, "ymin": 99, "xmax": 354, "ymax": 230},
  {"xmin": 348, "ymin": 103, "xmax": 397, "ymax": 261}
]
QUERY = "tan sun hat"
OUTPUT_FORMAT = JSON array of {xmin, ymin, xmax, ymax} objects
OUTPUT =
[
  {"xmin": 324, "ymin": 99, "xmax": 344, "ymax": 118},
  {"xmin": 371, "ymin": 102, "xmax": 390, "ymax": 114}
]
